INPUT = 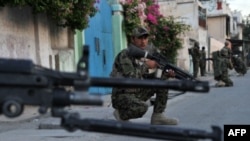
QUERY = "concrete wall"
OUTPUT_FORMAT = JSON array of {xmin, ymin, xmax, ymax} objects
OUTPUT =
[
  {"xmin": 0, "ymin": 7, "xmax": 37, "ymax": 61},
  {"xmin": 207, "ymin": 16, "xmax": 227, "ymax": 42},
  {"xmin": 160, "ymin": 0, "xmax": 199, "ymax": 29},
  {"xmin": 202, "ymin": 0, "xmax": 237, "ymax": 42},
  {"xmin": 159, "ymin": 0, "xmax": 177, "ymax": 17},
  {"xmin": 176, "ymin": 36, "xmax": 191, "ymax": 71},
  {"xmin": 210, "ymin": 38, "xmax": 224, "ymax": 54},
  {"xmin": 0, "ymin": 6, "xmax": 74, "ymax": 71},
  {"xmin": 231, "ymin": 11, "xmax": 243, "ymax": 39},
  {"xmin": 159, "ymin": 0, "xmax": 209, "ymax": 74},
  {"xmin": 201, "ymin": 0, "xmax": 232, "ymax": 16},
  {"xmin": 198, "ymin": 28, "xmax": 208, "ymax": 48}
]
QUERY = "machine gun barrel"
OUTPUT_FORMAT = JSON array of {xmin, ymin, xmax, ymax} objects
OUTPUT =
[
  {"xmin": 53, "ymin": 90, "xmax": 103, "ymax": 106},
  {"xmin": 0, "ymin": 45, "xmax": 221, "ymax": 141},
  {"xmin": 61, "ymin": 114, "xmax": 222, "ymax": 141},
  {"xmin": 89, "ymin": 77, "xmax": 209, "ymax": 93}
]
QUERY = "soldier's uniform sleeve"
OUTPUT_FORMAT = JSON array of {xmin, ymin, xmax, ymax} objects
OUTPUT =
[
  {"xmin": 111, "ymin": 49, "xmax": 149, "ymax": 97},
  {"xmin": 220, "ymin": 47, "xmax": 228, "ymax": 57},
  {"xmin": 112, "ymin": 48, "xmax": 151, "ymax": 77},
  {"xmin": 228, "ymin": 49, "xmax": 234, "ymax": 69},
  {"xmin": 195, "ymin": 47, "xmax": 201, "ymax": 59},
  {"xmin": 110, "ymin": 49, "xmax": 136, "ymax": 78},
  {"xmin": 118, "ymin": 50, "xmax": 136, "ymax": 77}
]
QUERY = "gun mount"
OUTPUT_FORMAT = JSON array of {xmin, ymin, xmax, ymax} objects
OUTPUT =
[{"xmin": 0, "ymin": 45, "xmax": 221, "ymax": 141}]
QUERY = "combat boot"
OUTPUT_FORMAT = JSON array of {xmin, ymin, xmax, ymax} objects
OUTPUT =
[
  {"xmin": 215, "ymin": 81, "xmax": 225, "ymax": 87},
  {"xmin": 225, "ymin": 83, "xmax": 233, "ymax": 87},
  {"xmin": 113, "ymin": 109, "xmax": 128, "ymax": 122},
  {"xmin": 151, "ymin": 113, "xmax": 178, "ymax": 125}
]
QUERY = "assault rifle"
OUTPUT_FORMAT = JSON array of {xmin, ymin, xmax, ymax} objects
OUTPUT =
[
  {"xmin": 0, "ymin": 46, "xmax": 221, "ymax": 141},
  {"xmin": 127, "ymin": 45, "xmax": 196, "ymax": 80}
]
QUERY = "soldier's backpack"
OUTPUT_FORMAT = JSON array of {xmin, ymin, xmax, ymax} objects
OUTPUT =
[
  {"xmin": 212, "ymin": 51, "xmax": 223, "ymax": 80},
  {"xmin": 232, "ymin": 55, "xmax": 247, "ymax": 75}
]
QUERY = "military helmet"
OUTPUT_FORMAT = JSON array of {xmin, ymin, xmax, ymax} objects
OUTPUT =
[{"xmin": 131, "ymin": 26, "xmax": 149, "ymax": 37}]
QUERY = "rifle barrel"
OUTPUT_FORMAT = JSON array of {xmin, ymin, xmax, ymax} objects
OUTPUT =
[
  {"xmin": 89, "ymin": 77, "xmax": 209, "ymax": 93},
  {"xmin": 62, "ymin": 117, "xmax": 222, "ymax": 141}
]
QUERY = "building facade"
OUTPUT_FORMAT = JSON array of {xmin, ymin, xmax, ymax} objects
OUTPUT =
[
  {"xmin": 158, "ymin": 0, "xmax": 208, "ymax": 74},
  {"xmin": 158, "ymin": 0, "xmax": 244, "ymax": 73}
]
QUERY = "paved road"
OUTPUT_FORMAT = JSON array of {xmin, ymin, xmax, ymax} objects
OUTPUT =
[{"xmin": 0, "ymin": 70, "xmax": 249, "ymax": 141}]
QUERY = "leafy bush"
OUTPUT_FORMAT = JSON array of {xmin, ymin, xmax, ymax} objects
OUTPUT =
[
  {"xmin": 0, "ymin": 0, "xmax": 98, "ymax": 30},
  {"xmin": 120, "ymin": 0, "xmax": 190, "ymax": 63}
]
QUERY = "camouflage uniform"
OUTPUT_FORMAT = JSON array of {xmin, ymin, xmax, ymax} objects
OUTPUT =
[
  {"xmin": 232, "ymin": 54, "xmax": 247, "ymax": 75},
  {"xmin": 110, "ymin": 44, "xmax": 168, "ymax": 120},
  {"xmin": 213, "ymin": 46, "xmax": 233, "ymax": 86},
  {"xmin": 199, "ymin": 48, "xmax": 206, "ymax": 76},
  {"xmin": 189, "ymin": 43, "xmax": 201, "ymax": 78}
]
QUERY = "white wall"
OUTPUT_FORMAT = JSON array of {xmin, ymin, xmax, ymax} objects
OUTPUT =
[
  {"xmin": 159, "ymin": 0, "xmax": 209, "ymax": 74},
  {"xmin": 0, "ymin": 6, "xmax": 75, "ymax": 71},
  {"xmin": 0, "ymin": 7, "xmax": 37, "ymax": 61}
]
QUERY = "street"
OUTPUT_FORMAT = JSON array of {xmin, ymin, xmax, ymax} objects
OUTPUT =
[{"xmin": 0, "ymin": 70, "xmax": 250, "ymax": 141}]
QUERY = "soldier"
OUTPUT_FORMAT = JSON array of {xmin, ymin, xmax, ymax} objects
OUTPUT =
[
  {"xmin": 199, "ymin": 46, "xmax": 206, "ymax": 76},
  {"xmin": 214, "ymin": 40, "xmax": 234, "ymax": 87},
  {"xmin": 231, "ymin": 53, "xmax": 247, "ymax": 76},
  {"xmin": 189, "ymin": 42, "xmax": 201, "ymax": 78},
  {"xmin": 110, "ymin": 26, "xmax": 178, "ymax": 125}
]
